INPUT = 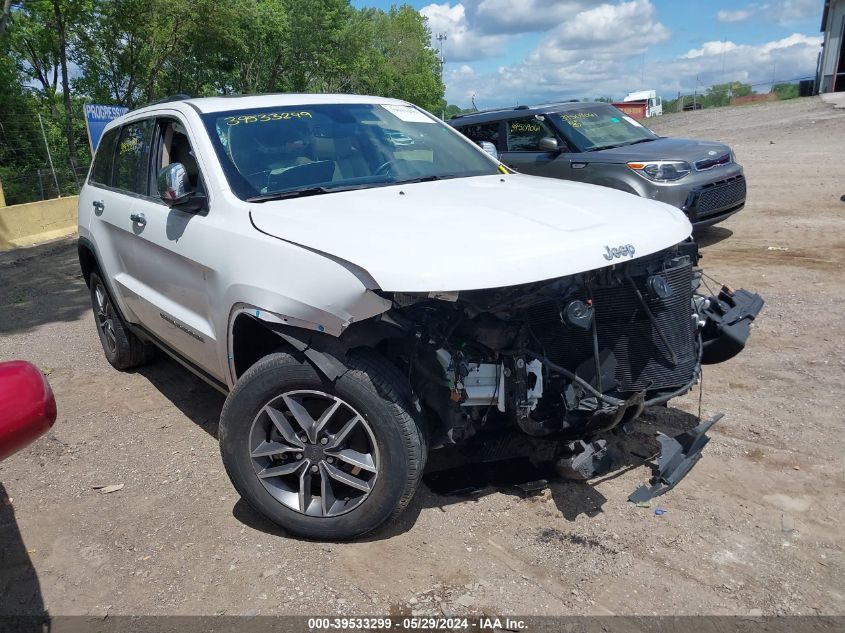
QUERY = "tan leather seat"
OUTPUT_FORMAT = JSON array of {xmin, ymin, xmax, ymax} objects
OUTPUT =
[
  {"xmin": 311, "ymin": 136, "xmax": 367, "ymax": 181},
  {"xmin": 170, "ymin": 133, "xmax": 199, "ymax": 188},
  {"xmin": 334, "ymin": 137, "xmax": 368, "ymax": 179}
]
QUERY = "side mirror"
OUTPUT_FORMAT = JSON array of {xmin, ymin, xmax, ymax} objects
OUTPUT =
[
  {"xmin": 538, "ymin": 136, "xmax": 560, "ymax": 153},
  {"xmin": 158, "ymin": 163, "xmax": 191, "ymax": 205},
  {"xmin": 157, "ymin": 163, "xmax": 205, "ymax": 212},
  {"xmin": 477, "ymin": 141, "xmax": 498, "ymax": 160}
]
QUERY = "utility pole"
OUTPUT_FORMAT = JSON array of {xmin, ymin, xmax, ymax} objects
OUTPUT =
[
  {"xmin": 38, "ymin": 113, "xmax": 61, "ymax": 197},
  {"xmin": 436, "ymin": 33, "xmax": 447, "ymax": 119},
  {"xmin": 693, "ymin": 74, "xmax": 699, "ymax": 110},
  {"xmin": 436, "ymin": 33, "xmax": 447, "ymax": 82},
  {"xmin": 0, "ymin": 178, "xmax": 6, "ymax": 208}
]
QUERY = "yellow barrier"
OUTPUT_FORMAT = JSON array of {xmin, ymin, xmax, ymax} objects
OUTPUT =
[{"xmin": 0, "ymin": 196, "xmax": 79, "ymax": 251}]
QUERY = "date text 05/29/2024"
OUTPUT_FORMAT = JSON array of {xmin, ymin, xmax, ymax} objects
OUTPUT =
[{"xmin": 307, "ymin": 616, "xmax": 527, "ymax": 630}]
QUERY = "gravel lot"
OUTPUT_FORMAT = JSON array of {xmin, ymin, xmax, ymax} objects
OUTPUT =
[{"xmin": 1, "ymin": 96, "xmax": 843, "ymax": 618}]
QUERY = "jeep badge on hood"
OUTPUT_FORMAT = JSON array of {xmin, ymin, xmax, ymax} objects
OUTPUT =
[{"xmin": 603, "ymin": 244, "xmax": 636, "ymax": 260}]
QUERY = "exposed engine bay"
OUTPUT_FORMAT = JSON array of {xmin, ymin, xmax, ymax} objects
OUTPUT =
[{"xmin": 372, "ymin": 239, "xmax": 764, "ymax": 498}]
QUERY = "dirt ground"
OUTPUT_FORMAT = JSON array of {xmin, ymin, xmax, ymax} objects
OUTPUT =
[{"xmin": 1, "ymin": 96, "xmax": 843, "ymax": 618}]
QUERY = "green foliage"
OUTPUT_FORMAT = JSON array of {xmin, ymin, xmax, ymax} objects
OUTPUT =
[
  {"xmin": 441, "ymin": 103, "xmax": 476, "ymax": 119},
  {"xmin": 664, "ymin": 81, "xmax": 756, "ymax": 113},
  {"xmin": 0, "ymin": 0, "xmax": 445, "ymax": 204},
  {"xmin": 772, "ymin": 83, "xmax": 799, "ymax": 100}
]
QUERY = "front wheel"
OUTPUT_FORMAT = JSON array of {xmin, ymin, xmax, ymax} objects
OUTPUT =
[{"xmin": 219, "ymin": 350, "xmax": 425, "ymax": 540}]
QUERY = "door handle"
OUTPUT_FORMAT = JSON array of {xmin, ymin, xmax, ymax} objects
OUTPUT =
[
  {"xmin": 92, "ymin": 200, "xmax": 104, "ymax": 211},
  {"xmin": 130, "ymin": 213, "xmax": 147, "ymax": 227}
]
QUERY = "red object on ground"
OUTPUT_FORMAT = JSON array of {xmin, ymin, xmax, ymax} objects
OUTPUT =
[
  {"xmin": 0, "ymin": 361, "xmax": 57, "ymax": 461},
  {"xmin": 612, "ymin": 102, "xmax": 647, "ymax": 120}
]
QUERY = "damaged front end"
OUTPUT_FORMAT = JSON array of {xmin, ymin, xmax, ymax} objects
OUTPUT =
[{"xmin": 372, "ymin": 240, "xmax": 763, "ymax": 500}]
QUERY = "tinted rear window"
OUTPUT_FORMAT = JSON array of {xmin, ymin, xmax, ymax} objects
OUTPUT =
[
  {"xmin": 90, "ymin": 128, "xmax": 119, "ymax": 187},
  {"xmin": 113, "ymin": 119, "xmax": 155, "ymax": 195}
]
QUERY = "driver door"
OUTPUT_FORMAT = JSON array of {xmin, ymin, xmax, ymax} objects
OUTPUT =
[
  {"xmin": 499, "ymin": 116, "xmax": 589, "ymax": 184},
  {"xmin": 121, "ymin": 115, "xmax": 224, "ymax": 379}
]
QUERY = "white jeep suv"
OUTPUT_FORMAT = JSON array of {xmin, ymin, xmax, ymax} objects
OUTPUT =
[{"xmin": 77, "ymin": 94, "xmax": 762, "ymax": 540}]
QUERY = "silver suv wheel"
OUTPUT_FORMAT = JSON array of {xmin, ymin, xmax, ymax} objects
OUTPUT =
[
  {"xmin": 93, "ymin": 283, "xmax": 117, "ymax": 354},
  {"xmin": 249, "ymin": 390, "xmax": 379, "ymax": 518}
]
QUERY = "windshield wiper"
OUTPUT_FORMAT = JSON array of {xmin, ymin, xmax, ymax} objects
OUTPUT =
[
  {"xmin": 589, "ymin": 138, "xmax": 656, "ymax": 151},
  {"xmin": 393, "ymin": 174, "xmax": 466, "ymax": 185},
  {"xmin": 589, "ymin": 142, "xmax": 629, "ymax": 151},
  {"xmin": 626, "ymin": 138, "xmax": 656, "ymax": 146},
  {"xmin": 247, "ymin": 184, "xmax": 370, "ymax": 203},
  {"xmin": 247, "ymin": 175, "xmax": 468, "ymax": 201}
]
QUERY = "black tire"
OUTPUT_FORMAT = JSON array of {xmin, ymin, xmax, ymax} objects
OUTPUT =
[
  {"xmin": 219, "ymin": 349, "xmax": 425, "ymax": 540},
  {"xmin": 89, "ymin": 271, "xmax": 155, "ymax": 370}
]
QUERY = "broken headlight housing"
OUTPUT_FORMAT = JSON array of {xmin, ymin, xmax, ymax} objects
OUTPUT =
[{"xmin": 627, "ymin": 160, "xmax": 691, "ymax": 182}]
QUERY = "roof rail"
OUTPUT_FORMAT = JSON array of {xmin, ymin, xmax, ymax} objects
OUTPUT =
[
  {"xmin": 452, "ymin": 99, "xmax": 597, "ymax": 121},
  {"xmin": 451, "ymin": 104, "xmax": 528, "ymax": 120},
  {"xmin": 146, "ymin": 94, "xmax": 193, "ymax": 106}
]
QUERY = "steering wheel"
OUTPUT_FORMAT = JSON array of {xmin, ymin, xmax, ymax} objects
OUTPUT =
[
  {"xmin": 374, "ymin": 161, "xmax": 396, "ymax": 178},
  {"xmin": 242, "ymin": 169, "xmax": 272, "ymax": 191}
]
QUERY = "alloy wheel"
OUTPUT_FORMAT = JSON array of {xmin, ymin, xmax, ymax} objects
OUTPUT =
[
  {"xmin": 94, "ymin": 283, "xmax": 117, "ymax": 354},
  {"xmin": 248, "ymin": 390, "xmax": 380, "ymax": 517}
]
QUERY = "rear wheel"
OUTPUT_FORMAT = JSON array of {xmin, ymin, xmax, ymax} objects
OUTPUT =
[
  {"xmin": 219, "ymin": 350, "xmax": 425, "ymax": 540},
  {"xmin": 89, "ymin": 271, "xmax": 155, "ymax": 370}
]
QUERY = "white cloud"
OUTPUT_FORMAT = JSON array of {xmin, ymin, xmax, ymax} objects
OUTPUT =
[
  {"xmin": 444, "ymin": 32, "xmax": 822, "ymax": 108},
  {"xmin": 525, "ymin": 0, "xmax": 669, "ymax": 66},
  {"xmin": 765, "ymin": 0, "xmax": 821, "ymax": 23},
  {"xmin": 448, "ymin": 0, "xmax": 670, "ymax": 105},
  {"xmin": 464, "ymin": 0, "xmax": 594, "ymax": 35},
  {"xmin": 420, "ymin": 3, "xmax": 508, "ymax": 62},
  {"xmin": 423, "ymin": 0, "xmax": 823, "ymax": 107},
  {"xmin": 420, "ymin": 0, "xmax": 669, "ymax": 62},
  {"xmin": 715, "ymin": 1, "xmax": 821, "ymax": 26},
  {"xmin": 682, "ymin": 41, "xmax": 740, "ymax": 59},
  {"xmin": 717, "ymin": 9, "xmax": 754, "ymax": 22},
  {"xmin": 660, "ymin": 33, "xmax": 822, "ymax": 93}
]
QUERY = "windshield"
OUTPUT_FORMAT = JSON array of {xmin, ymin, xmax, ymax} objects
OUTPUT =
[
  {"xmin": 202, "ymin": 103, "xmax": 500, "ymax": 201},
  {"xmin": 550, "ymin": 105, "xmax": 658, "ymax": 152}
]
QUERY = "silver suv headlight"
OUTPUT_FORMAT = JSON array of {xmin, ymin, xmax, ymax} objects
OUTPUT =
[{"xmin": 627, "ymin": 160, "xmax": 691, "ymax": 182}]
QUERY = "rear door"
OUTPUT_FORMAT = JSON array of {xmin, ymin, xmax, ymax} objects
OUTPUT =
[
  {"xmin": 498, "ymin": 116, "xmax": 589, "ymax": 183},
  {"xmin": 85, "ymin": 119, "xmax": 155, "ymax": 324}
]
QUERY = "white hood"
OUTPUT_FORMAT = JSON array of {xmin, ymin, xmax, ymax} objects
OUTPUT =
[{"xmin": 249, "ymin": 174, "xmax": 692, "ymax": 292}]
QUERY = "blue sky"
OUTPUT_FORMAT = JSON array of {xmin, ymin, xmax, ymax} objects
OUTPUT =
[{"xmin": 355, "ymin": 0, "xmax": 824, "ymax": 108}]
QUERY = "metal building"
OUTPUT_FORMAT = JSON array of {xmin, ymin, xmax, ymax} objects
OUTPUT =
[{"xmin": 818, "ymin": 0, "xmax": 845, "ymax": 93}]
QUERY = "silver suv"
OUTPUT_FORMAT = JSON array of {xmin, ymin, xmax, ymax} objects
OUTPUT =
[
  {"xmin": 451, "ymin": 102, "xmax": 746, "ymax": 228},
  {"xmin": 77, "ymin": 94, "xmax": 762, "ymax": 540}
]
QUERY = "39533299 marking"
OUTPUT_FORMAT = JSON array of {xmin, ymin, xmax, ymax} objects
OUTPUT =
[{"xmin": 307, "ymin": 616, "xmax": 471, "ymax": 630}]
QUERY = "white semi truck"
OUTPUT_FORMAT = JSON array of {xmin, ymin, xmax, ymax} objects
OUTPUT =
[{"xmin": 624, "ymin": 89, "xmax": 663, "ymax": 117}]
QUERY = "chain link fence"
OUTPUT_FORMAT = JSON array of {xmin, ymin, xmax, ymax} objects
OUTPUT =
[{"xmin": 1, "ymin": 165, "xmax": 90, "ymax": 206}]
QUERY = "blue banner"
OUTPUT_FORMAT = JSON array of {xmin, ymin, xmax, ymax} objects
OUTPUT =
[{"xmin": 84, "ymin": 104, "xmax": 129, "ymax": 152}]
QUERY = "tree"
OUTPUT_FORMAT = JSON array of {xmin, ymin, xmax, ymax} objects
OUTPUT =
[
  {"xmin": 8, "ymin": 0, "xmax": 88, "ymax": 179},
  {"xmin": 0, "ymin": 0, "xmax": 446, "ymax": 203},
  {"xmin": 0, "ymin": 0, "xmax": 16, "ymax": 38},
  {"xmin": 353, "ymin": 5, "xmax": 443, "ymax": 112}
]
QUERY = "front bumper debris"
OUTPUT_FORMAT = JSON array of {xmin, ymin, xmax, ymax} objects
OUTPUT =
[
  {"xmin": 701, "ymin": 287, "xmax": 765, "ymax": 365},
  {"xmin": 628, "ymin": 412, "xmax": 724, "ymax": 503}
]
